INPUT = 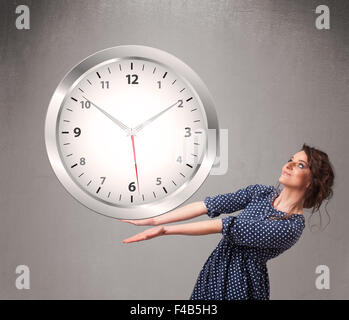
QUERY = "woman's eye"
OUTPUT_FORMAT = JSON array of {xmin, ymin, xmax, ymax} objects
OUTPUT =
[{"xmin": 298, "ymin": 163, "xmax": 304, "ymax": 169}]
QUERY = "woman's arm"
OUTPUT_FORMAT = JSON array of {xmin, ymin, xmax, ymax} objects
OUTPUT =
[
  {"xmin": 120, "ymin": 201, "xmax": 208, "ymax": 226},
  {"xmin": 220, "ymin": 215, "xmax": 304, "ymax": 250},
  {"xmin": 122, "ymin": 219, "xmax": 223, "ymax": 243},
  {"xmin": 164, "ymin": 219, "xmax": 223, "ymax": 236},
  {"xmin": 154, "ymin": 201, "xmax": 208, "ymax": 225}
]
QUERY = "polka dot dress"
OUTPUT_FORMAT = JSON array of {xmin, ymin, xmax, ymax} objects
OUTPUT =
[{"xmin": 190, "ymin": 184, "xmax": 305, "ymax": 300}]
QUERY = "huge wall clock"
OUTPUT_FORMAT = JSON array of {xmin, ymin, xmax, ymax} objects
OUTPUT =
[{"xmin": 45, "ymin": 45, "xmax": 219, "ymax": 219}]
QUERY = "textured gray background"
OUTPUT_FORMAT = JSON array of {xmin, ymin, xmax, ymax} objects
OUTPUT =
[{"xmin": 0, "ymin": 0, "xmax": 348, "ymax": 299}]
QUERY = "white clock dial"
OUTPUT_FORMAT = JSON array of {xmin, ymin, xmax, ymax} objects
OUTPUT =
[{"xmin": 46, "ymin": 46, "xmax": 219, "ymax": 219}]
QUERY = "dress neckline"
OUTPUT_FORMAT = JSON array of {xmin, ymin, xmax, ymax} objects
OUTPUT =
[{"xmin": 269, "ymin": 186, "xmax": 305, "ymax": 219}]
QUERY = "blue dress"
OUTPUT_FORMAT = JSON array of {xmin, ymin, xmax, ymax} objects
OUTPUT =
[{"xmin": 189, "ymin": 184, "xmax": 305, "ymax": 300}]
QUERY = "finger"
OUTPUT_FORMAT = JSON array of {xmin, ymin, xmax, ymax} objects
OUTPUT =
[
  {"xmin": 122, "ymin": 236, "xmax": 146, "ymax": 243},
  {"xmin": 119, "ymin": 219, "xmax": 142, "ymax": 225},
  {"xmin": 119, "ymin": 219, "xmax": 148, "ymax": 225},
  {"xmin": 122, "ymin": 233, "xmax": 147, "ymax": 243},
  {"xmin": 119, "ymin": 219, "xmax": 132, "ymax": 223}
]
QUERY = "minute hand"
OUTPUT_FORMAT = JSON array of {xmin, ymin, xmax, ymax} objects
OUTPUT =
[
  {"xmin": 82, "ymin": 96, "xmax": 131, "ymax": 134},
  {"xmin": 133, "ymin": 100, "xmax": 182, "ymax": 133}
]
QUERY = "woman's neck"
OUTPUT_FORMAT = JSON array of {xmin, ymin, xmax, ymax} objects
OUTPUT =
[{"xmin": 274, "ymin": 186, "xmax": 305, "ymax": 214}]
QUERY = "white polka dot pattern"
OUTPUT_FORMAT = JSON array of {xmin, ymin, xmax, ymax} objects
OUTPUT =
[{"xmin": 190, "ymin": 184, "xmax": 305, "ymax": 300}]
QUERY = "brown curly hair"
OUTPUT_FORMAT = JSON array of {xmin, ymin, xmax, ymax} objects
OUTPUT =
[{"xmin": 272, "ymin": 143, "xmax": 335, "ymax": 230}]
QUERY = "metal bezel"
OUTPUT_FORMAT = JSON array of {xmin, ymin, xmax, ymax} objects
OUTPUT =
[{"xmin": 45, "ymin": 45, "xmax": 219, "ymax": 219}]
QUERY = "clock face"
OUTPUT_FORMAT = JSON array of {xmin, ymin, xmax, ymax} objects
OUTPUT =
[{"xmin": 46, "ymin": 45, "xmax": 218, "ymax": 219}]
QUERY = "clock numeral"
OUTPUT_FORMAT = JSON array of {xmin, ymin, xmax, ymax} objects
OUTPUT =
[
  {"xmin": 177, "ymin": 100, "xmax": 183, "ymax": 108},
  {"xmin": 100, "ymin": 176, "xmax": 106, "ymax": 184},
  {"xmin": 80, "ymin": 157, "xmax": 86, "ymax": 165},
  {"xmin": 126, "ymin": 74, "xmax": 139, "ymax": 85},
  {"xmin": 128, "ymin": 181, "xmax": 136, "ymax": 192},
  {"xmin": 80, "ymin": 101, "xmax": 91, "ymax": 109},
  {"xmin": 101, "ymin": 81, "xmax": 109, "ymax": 89},
  {"xmin": 177, "ymin": 156, "xmax": 182, "ymax": 164},
  {"xmin": 74, "ymin": 127, "xmax": 81, "ymax": 137},
  {"xmin": 157, "ymin": 81, "xmax": 161, "ymax": 89},
  {"xmin": 184, "ymin": 127, "xmax": 191, "ymax": 137},
  {"xmin": 156, "ymin": 177, "xmax": 162, "ymax": 185}
]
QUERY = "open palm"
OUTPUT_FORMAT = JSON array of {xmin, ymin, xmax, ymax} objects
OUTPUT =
[{"xmin": 122, "ymin": 226, "xmax": 166, "ymax": 243}]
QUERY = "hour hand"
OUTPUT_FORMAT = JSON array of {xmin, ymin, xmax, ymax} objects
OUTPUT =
[
  {"xmin": 133, "ymin": 100, "xmax": 182, "ymax": 134},
  {"xmin": 82, "ymin": 96, "xmax": 130, "ymax": 134}
]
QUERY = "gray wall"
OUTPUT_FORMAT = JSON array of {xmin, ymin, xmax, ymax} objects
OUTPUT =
[{"xmin": 0, "ymin": 0, "xmax": 348, "ymax": 299}]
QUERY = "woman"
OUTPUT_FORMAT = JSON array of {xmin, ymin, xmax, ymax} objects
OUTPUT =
[{"xmin": 120, "ymin": 143, "xmax": 335, "ymax": 300}]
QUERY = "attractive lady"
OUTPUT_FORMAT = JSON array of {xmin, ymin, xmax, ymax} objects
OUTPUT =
[{"xmin": 120, "ymin": 143, "xmax": 335, "ymax": 300}]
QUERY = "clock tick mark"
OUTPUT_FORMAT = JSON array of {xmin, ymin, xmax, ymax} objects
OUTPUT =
[
  {"xmin": 119, "ymin": 64, "xmax": 122, "ymax": 71},
  {"xmin": 180, "ymin": 88, "xmax": 185, "ymax": 92},
  {"xmin": 153, "ymin": 67, "xmax": 156, "ymax": 74},
  {"xmin": 63, "ymin": 143, "xmax": 70, "ymax": 145},
  {"xmin": 153, "ymin": 191, "xmax": 156, "ymax": 198},
  {"xmin": 66, "ymin": 153, "xmax": 73, "ymax": 157},
  {"xmin": 131, "ymin": 195, "xmax": 133, "ymax": 203},
  {"xmin": 172, "ymin": 79, "xmax": 177, "ymax": 85},
  {"xmin": 96, "ymin": 72, "xmax": 101, "ymax": 79},
  {"xmin": 61, "ymin": 131, "xmax": 69, "ymax": 134},
  {"xmin": 186, "ymin": 164, "xmax": 193, "ymax": 168},
  {"xmin": 119, "ymin": 194, "xmax": 122, "ymax": 201},
  {"xmin": 163, "ymin": 187, "xmax": 167, "ymax": 194},
  {"xmin": 66, "ymin": 108, "xmax": 73, "ymax": 112},
  {"xmin": 130, "ymin": 62, "xmax": 133, "ymax": 70},
  {"xmin": 78, "ymin": 88, "xmax": 84, "ymax": 93},
  {"xmin": 142, "ymin": 64, "xmax": 144, "ymax": 71},
  {"xmin": 180, "ymin": 172, "xmax": 186, "ymax": 178},
  {"xmin": 191, "ymin": 153, "xmax": 198, "ymax": 157},
  {"xmin": 186, "ymin": 97, "xmax": 193, "ymax": 102},
  {"xmin": 87, "ymin": 79, "xmax": 92, "ymax": 85},
  {"xmin": 190, "ymin": 108, "xmax": 197, "ymax": 112},
  {"xmin": 194, "ymin": 142, "xmax": 200, "ymax": 145},
  {"xmin": 87, "ymin": 180, "xmax": 92, "ymax": 186},
  {"xmin": 193, "ymin": 120, "xmax": 200, "ymax": 122},
  {"xmin": 63, "ymin": 120, "xmax": 70, "ymax": 122},
  {"xmin": 172, "ymin": 180, "xmax": 177, "ymax": 186},
  {"xmin": 96, "ymin": 187, "xmax": 101, "ymax": 194},
  {"xmin": 162, "ymin": 72, "xmax": 167, "ymax": 79},
  {"xmin": 78, "ymin": 172, "xmax": 84, "ymax": 177},
  {"xmin": 194, "ymin": 131, "xmax": 202, "ymax": 134},
  {"xmin": 71, "ymin": 163, "xmax": 78, "ymax": 168},
  {"xmin": 108, "ymin": 67, "xmax": 111, "ymax": 74},
  {"xmin": 142, "ymin": 194, "xmax": 145, "ymax": 201},
  {"xmin": 71, "ymin": 97, "xmax": 78, "ymax": 102},
  {"xmin": 108, "ymin": 192, "xmax": 111, "ymax": 198}
]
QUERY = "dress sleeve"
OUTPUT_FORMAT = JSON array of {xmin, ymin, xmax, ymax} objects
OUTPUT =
[
  {"xmin": 204, "ymin": 184, "xmax": 259, "ymax": 218},
  {"xmin": 221, "ymin": 215, "xmax": 304, "ymax": 250}
]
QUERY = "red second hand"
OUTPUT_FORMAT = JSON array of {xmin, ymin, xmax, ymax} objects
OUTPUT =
[{"xmin": 130, "ymin": 134, "xmax": 140, "ymax": 195}]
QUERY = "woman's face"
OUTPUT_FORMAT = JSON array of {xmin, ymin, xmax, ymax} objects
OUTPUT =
[{"xmin": 279, "ymin": 150, "xmax": 312, "ymax": 190}]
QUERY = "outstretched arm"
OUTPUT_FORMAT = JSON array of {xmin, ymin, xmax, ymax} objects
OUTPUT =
[
  {"xmin": 156, "ymin": 201, "xmax": 208, "ymax": 225},
  {"xmin": 164, "ymin": 219, "xmax": 222, "ymax": 236},
  {"xmin": 120, "ymin": 184, "xmax": 260, "ymax": 227},
  {"xmin": 122, "ymin": 219, "xmax": 222, "ymax": 243},
  {"xmin": 120, "ymin": 201, "xmax": 208, "ymax": 226}
]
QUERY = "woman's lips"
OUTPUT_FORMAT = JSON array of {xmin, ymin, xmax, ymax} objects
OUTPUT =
[{"xmin": 282, "ymin": 171, "xmax": 291, "ymax": 176}]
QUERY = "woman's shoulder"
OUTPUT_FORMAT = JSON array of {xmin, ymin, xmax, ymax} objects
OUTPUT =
[
  {"xmin": 246, "ymin": 183, "xmax": 276, "ymax": 199},
  {"xmin": 247, "ymin": 183, "xmax": 275, "ymax": 194}
]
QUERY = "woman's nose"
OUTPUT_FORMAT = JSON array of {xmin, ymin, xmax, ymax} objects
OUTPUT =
[{"xmin": 286, "ymin": 162, "xmax": 294, "ymax": 170}]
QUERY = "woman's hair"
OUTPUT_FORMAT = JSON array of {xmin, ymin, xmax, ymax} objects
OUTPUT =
[{"xmin": 272, "ymin": 143, "xmax": 335, "ymax": 231}]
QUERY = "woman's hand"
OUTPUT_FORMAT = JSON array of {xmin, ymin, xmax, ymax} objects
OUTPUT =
[
  {"xmin": 119, "ymin": 217, "xmax": 157, "ymax": 226},
  {"xmin": 122, "ymin": 226, "xmax": 166, "ymax": 243}
]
